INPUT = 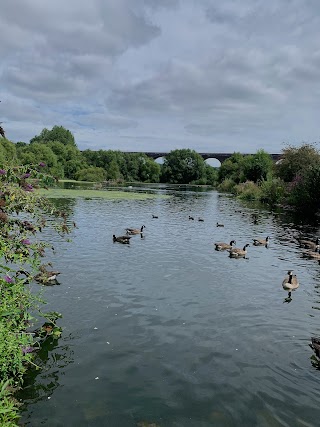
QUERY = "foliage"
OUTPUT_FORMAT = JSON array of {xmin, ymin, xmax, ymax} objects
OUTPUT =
[
  {"xmin": 260, "ymin": 178, "xmax": 285, "ymax": 205},
  {"xmin": 233, "ymin": 181, "xmax": 262, "ymax": 200},
  {"xmin": 205, "ymin": 164, "xmax": 219, "ymax": 186},
  {"xmin": 242, "ymin": 150, "xmax": 274, "ymax": 183},
  {"xmin": 161, "ymin": 149, "xmax": 206, "ymax": 184},
  {"xmin": 287, "ymin": 165, "xmax": 320, "ymax": 211},
  {"xmin": 30, "ymin": 125, "xmax": 76, "ymax": 147},
  {"xmin": 0, "ymin": 139, "xmax": 17, "ymax": 165},
  {"xmin": 218, "ymin": 152, "xmax": 247, "ymax": 183},
  {"xmin": 75, "ymin": 166, "xmax": 106, "ymax": 182},
  {"xmin": 217, "ymin": 178, "xmax": 236, "ymax": 193},
  {"xmin": 0, "ymin": 156, "xmax": 70, "ymax": 425},
  {"xmin": 276, "ymin": 143, "xmax": 320, "ymax": 182}
]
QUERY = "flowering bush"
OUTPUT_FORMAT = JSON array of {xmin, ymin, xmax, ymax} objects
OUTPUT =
[{"xmin": 0, "ymin": 162, "xmax": 70, "ymax": 425}]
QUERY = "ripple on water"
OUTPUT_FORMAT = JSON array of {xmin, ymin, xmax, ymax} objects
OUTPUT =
[{"xmin": 20, "ymin": 192, "xmax": 320, "ymax": 427}]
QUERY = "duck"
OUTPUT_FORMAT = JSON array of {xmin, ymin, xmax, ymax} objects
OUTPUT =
[
  {"xmin": 228, "ymin": 243, "xmax": 250, "ymax": 258},
  {"xmin": 298, "ymin": 237, "xmax": 320, "ymax": 249},
  {"xmin": 198, "ymin": 217, "xmax": 204, "ymax": 222},
  {"xmin": 152, "ymin": 215, "xmax": 158, "ymax": 219},
  {"xmin": 253, "ymin": 236, "xmax": 270, "ymax": 246},
  {"xmin": 216, "ymin": 222, "xmax": 224, "ymax": 227},
  {"xmin": 214, "ymin": 240, "xmax": 236, "ymax": 251},
  {"xmin": 113, "ymin": 234, "xmax": 131, "ymax": 244},
  {"xmin": 188, "ymin": 216, "xmax": 194, "ymax": 220},
  {"xmin": 282, "ymin": 271, "xmax": 299, "ymax": 293},
  {"xmin": 126, "ymin": 225, "xmax": 145, "ymax": 235}
]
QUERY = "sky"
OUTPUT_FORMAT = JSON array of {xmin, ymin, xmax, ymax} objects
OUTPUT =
[{"xmin": 1, "ymin": 0, "xmax": 320, "ymax": 154}]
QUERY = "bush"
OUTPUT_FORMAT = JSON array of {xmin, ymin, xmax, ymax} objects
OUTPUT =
[
  {"xmin": 233, "ymin": 181, "xmax": 262, "ymax": 200},
  {"xmin": 217, "ymin": 178, "xmax": 236, "ymax": 192},
  {"xmin": 260, "ymin": 178, "xmax": 286, "ymax": 205},
  {"xmin": 75, "ymin": 167, "xmax": 106, "ymax": 182}
]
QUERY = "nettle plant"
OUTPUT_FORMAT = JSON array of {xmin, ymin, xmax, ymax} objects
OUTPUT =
[{"xmin": 0, "ymin": 163, "xmax": 71, "ymax": 390}]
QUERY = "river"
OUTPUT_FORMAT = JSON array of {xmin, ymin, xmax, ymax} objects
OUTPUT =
[{"xmin": 19, "ymin": 186, "xmax": 320, "ymax": 426}]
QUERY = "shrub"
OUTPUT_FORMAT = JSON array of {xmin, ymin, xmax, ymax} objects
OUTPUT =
[
  {"xmin": 233, "ymin": 181, "xmax": 262, "ymax": 200},
  {"xmin": 217, "ymin": 178, "xmax": 236, "ymax": 192},
  {"xmin": 260, "ymin": 178, "xmax": 286, "ymax": 205},
  {"xmin": 75, "ymin": 167, "xmax": 106, "ymax": 182}
]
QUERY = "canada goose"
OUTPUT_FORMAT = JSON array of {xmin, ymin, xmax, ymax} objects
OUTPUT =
[
  {"xmin": 305, "ymin": 247, "xmax": 320, "ymax": 260},
  {"xmin": 113, "ymin": 234, "xmax": 131, "ymax": 244},
  {"xmin": 228, "ymin": 243, "xmax": 250, "ymax": 258},
  {"xmin": 299, "ymin": 237, "xmax": 320, "ymax": 249},
  {"xmin": 282, "ymin": 271, "xmax": 299, "ymax": 292},
  {"xmin": 253, "ymin": 236, "xmax": 270, "ymax": 246},
  {"xmin": 216, "ymin": 222, "xmax": 224, "ymax": 227},
  {"xmin": 152, "ymin": 215, "xmax": 158, "ymax": 219},
  {"xmin": 198, "ymin": 217, "xmax": 204, "ymax": 222},
  {"xmin": 189, "ymin": 216, "xmax": 194, "ymax": 220},
  {"xmin": 35, "ymin": 265, "xmax": 61, "ymax": 285},
  {"xmin": 126, "ymin": 225, "xmax": 145, "ymax": 235},
  {"xmin": 214, "ymin": 240, "xmax": 236, "ymax": 251}
]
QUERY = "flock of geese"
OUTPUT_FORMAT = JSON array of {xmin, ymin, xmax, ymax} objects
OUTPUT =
[{"xmin": 112, "ymin": 216, "xmax": 320, "ymax": 303}]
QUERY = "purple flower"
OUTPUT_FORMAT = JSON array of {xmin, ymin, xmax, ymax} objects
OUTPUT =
[
  {"xmin": 4, "ymin": 275, "xmax": 13, "ymax": 283},
  {"xmin": 0, "ymin": 169, "xmax": 6, "ymax": 175},
  {"xmin": 24, "ymin": 183, "xmax": 34, "ymax": 192},
  {"xmin": 21, "ymin": 239, "xmax": 31, "ymax": 245},
  {"xmin": 39, "ymin": 162, "xmax": 46, "ymax": 167},
  {"xmin": 21, "ymin": 346, "xmax": 35, "ymax": 355},
  {"xmin": 21, "ymin": 173, "xmax": 31, "ymax": 179}
]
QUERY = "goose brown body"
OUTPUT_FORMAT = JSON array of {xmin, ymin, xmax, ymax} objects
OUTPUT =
[
  {"xmin": 126, "ymin": 225, "xmax": 145, "ymax": 235},
  {"xmin": 228, "ymin": 243, "xmax": 250, "ymax": 258},
  {"xmin": 282, "ymin": 271, "xmax": 299, "ymax": 291},
  {"xmin": 299, "ymin": 237, "xmax": 320, "ymax": 249},
  {"xmin": 214, "ymin": 240, "xmax": 236, "ymax": 251},
  {"xmin": 113, "ymin": 235, "xmax": 131, "ymax": 244},
  {"xmin": 253, "ymin": 236, "xmax": 270, "ymax": 246}
]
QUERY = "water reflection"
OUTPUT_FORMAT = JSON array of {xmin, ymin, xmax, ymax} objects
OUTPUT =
[{"xmin": 18, "ymin": 334, "xmax": 74, "ymax": 408}]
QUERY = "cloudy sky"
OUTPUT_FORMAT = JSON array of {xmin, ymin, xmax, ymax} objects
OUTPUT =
[{"xmin": 1, "ymin": 0, "xmax": 320, "ymax": 154}]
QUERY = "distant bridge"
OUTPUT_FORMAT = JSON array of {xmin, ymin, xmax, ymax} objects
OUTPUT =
[{"xmin": 126, "ymin": 152, "xmax": 282, "ymax": 163}]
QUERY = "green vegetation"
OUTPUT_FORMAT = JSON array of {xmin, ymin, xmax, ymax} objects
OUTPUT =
[
  {"xmin": 14, "ymin": 126, "xmax": 217, "ymax": 185},
  {"xmin": 6, "ymin": 124, "xmax": 320, "ymax": 212},
  {"xmin": 0, "ymin": 139, "xmax": 72, "ymax": 425},
  {"xmin": 38, "ymin": 188, "xmax": 169, "ymax": 199},
  {"xmin": 217, "ymin": 144, "xmax": 320, "ymax": 212}
]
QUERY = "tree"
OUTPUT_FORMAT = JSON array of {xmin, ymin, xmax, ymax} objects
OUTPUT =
[
  {"xmin": 276, "ymin": 143, "xmax": 320, "ymax": 182},
  {"xmin": 161, "ymin": 149, "xmax": 206, "ymax": 184},
  {"xmin": 218, "ymin": 152, "xmax": 246, "ymax": 183},
  {"xmin": 242, "ymin": 150, "xmax": 274, "ymax": 182},
  {"xmin": 75, "ymin": 167, "xmax": 106, "ymax": 182},
  {"xmin": 30, "ymin": 125, "xmax": 76, "ymax": 147}
]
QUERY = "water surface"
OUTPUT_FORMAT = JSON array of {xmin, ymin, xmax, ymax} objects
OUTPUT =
[{"xmin": 20, "ymin": 188, "xmax": 320, "ymax": 426}]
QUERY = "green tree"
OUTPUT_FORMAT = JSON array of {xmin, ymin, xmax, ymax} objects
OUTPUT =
[
  {"xmin": 30, "ymin": 125, "xmax": 76, "ymax": 147},
  {"xmin": 161, "ymin": 149, "xmax": 206, "ymax": 184},
  {"xmin": 276, "ymin": 143, "xmax": 320, "ymax": 182},
  {"xmin": 218, "ymin": 152, "xmax": 246, "ymax": 183},
  {"xmin": 205, "ymin": 164, "xmax": 218, "ymax": 185},
  {"xmin": 0, "ymin": 138, "xmax": 17, "ymax": 164},
  {"xmin": 75, "ymin": 167, "xmax": 106, "ymax": 182},
  {"xmin": 17, "ymin": 143, "xmax": 63, "ymax": 178},
  {"xmin": 242, "ymin": 150, "xmax": 274, "ymax": 182}
]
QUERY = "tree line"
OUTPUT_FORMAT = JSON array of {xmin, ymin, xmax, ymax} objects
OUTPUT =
[{"xmin": 1, "ymin": 125, "xmax": 320, "ymax": 211}]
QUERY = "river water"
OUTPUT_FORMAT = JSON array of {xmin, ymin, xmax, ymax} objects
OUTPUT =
[{"xmin": 19, "ymin": 186, "xmax": 320, "ymax": 426}]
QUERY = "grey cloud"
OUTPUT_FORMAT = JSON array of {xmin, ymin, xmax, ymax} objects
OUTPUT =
[{"xmin": 1, "ymin": 0, "xmax": 320, "ymax": 152}]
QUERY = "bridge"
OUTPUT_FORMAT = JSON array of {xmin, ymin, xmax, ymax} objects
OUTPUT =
[{"xmin": 126, "ymin": 152, "xmax": 282, "ymax": 163}]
